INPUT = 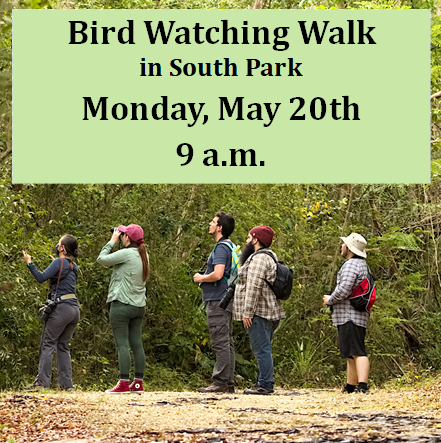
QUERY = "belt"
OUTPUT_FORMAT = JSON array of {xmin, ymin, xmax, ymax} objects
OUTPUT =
[{"xmin": 59, "ymin": 293, "xmax": 77, "ymax": 300}]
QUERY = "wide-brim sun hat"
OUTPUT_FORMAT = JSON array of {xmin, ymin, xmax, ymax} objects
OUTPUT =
[{"xmin": 340, "ymin": 233, "xmax": 367, "ymax": 258}]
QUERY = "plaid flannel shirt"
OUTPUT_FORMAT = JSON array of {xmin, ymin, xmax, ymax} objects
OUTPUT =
[
  {"xmin": 327, "ymin": 258, "xmax": 370, "ymax": 328},
  {"xmin": 233, "ymin": 248, "xmax": 285, "ymax": 322}
]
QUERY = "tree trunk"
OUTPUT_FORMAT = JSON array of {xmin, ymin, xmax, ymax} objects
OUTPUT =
[
  {"xmin": 0, "ymin": 147, "xmax": 12, "ymax": 164},
  {"xmin": 252, "ymin": 0, "xmax": 266, "ymax": 9}
]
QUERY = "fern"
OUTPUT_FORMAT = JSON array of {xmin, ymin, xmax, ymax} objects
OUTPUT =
[{"xmin": 377, "ymin": 232, "xmax": 422, "ymax": 251}]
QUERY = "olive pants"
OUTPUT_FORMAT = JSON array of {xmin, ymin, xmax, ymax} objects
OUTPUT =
[{"xmin": 109, "ymin": 300, "xmax": 146, "ymax": 379}]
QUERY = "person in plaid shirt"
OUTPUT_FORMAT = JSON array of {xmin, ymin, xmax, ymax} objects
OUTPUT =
[
  {"xmin": 234, "ymin": 226, "xmax": 285, "ymax": 395},
  {"xmin": 323, "ymin": 233, "xmax": 371, "ymax": 394}
]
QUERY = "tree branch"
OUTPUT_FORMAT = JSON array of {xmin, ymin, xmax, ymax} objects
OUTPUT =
[
  {"xmin": 0, "ymin": 147, "xmax": 12, "ymax": 163},
  {"xmin": 431, "ymin": 91, "xmax": 441, "ymax": 100},
  {"xmin": 401, "ymin": 211, "xmax": 441, "ymax": 233}
]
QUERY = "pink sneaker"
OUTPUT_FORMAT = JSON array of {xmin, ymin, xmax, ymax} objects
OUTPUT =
[
  {"xmin": 105, "ymin": 380, "xmax": 130, "ymax": 394},
  {"xmin": 129, "ymin": 379, "xmax": 144, "ymax": 394}
]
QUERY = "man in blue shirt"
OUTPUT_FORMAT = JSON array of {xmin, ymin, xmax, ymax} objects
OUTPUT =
[{"xmin": 194, "ymin": 212, "xmax": 235, "ymax": 393}]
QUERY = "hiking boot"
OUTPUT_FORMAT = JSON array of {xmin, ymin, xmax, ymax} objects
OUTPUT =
[
  {"xmin": 129, "ymin": 379, "xmax": 144, "ymax": 394},
  {"xmin": 105, "ymin": 380, "xmax": 130, "ymax": 394},
  {"xmin": 228, "ymin": 385, "xmax": 235, "ymax": 394},
  {"xmin": 198, "ymin": 384, "xmax": 229, "ymax": 393},
  {"xmin": 243, "ymin": 386, "xmax": 274, "ymax": 395}
]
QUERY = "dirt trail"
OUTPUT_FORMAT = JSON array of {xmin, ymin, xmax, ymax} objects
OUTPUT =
[{"xmin": 2, "ymin": 384, "xmax": 441, "ymax": 442}]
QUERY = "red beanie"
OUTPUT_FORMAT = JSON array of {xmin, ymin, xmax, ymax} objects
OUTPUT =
[{"xmin": 250, "ymin": 226, "xmax": 275, "ymax": 247}]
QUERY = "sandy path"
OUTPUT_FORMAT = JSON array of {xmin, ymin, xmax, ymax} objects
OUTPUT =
[{"xmin": 2, "ymin": 385, "xmax": 441, "ymax": 442}]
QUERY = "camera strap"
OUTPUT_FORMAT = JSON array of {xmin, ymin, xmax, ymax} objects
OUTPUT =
[
  {"xmin": 218, "ymin": 275, "xmax": 238, "ymax": 297},
  {"xmin": 49, "ymin": 259, "xmax": 64, "ymax": 303}
]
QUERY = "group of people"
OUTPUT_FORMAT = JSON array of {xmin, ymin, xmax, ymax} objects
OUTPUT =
[
  {"xmin": 23, "ymin": 224, "xmax": 148, "ymax": 394},
  {"xmin": 193, "ymin": 212, "xmax": 372, "ymax": 395},
  {"xmin": 21, "ymin": 213, "xmax": 372, "ymax": 395}
]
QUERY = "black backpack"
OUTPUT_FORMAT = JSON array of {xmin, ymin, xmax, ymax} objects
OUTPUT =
[{"xmin": 254, "ymin": 250, "xmax": 294, "ymax": 301}]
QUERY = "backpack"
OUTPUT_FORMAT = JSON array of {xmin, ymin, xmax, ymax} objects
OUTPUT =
[
  {"xmin": 348, "ymin": 270, "xmax": 376, "ymax": 312},
  {"xmin": 254, "ymin": 250, "xmax": 293, "ymax": 301},
  {"xmin": 212, "ymin": 241, "xmax": 241, "ymax": 286}
]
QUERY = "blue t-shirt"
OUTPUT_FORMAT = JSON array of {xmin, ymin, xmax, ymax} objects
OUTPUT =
[
  {"xmin": 201, "ymin": 240, "xmax": 233, "ymax": 302},
  {"xmin": 28, "ymin": 257, "xmax": 79, "ymax": 307}
]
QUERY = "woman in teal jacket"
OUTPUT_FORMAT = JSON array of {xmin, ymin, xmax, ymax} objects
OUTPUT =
[{"xmin": 97, "ymin": 224, "xmax": 149, "ymax": 394}]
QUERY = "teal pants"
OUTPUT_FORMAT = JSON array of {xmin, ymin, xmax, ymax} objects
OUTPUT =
[{"xmin": 109, "ymin": 300, "xmax": 146, "ymax": 379}]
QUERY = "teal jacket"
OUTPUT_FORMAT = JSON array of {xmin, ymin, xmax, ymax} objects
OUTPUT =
[{"xmin": 97, "ymin": 241, "xmax": 147, "ymax": 307}]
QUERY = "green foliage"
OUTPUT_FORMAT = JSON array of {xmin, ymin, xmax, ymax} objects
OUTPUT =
[
  {"xmin": 376, "ymin": 232, "xmax": 422, "ymax": 251},
  {"xmin": 433, "ymin": 20, "xmax": 441, "ymax": 48},
  {"xmin": 0, "ymin": 0, "xmax": 440, "ymax": 391},
  {"xmin": 350, "ymin": 1, "xmax": 411, "ymax": 9},
  {"xmin": 1, "ymin": 167, "xmax": 440, "ymax": 392},
  {"xmin": 279, "ymin": 339, "xmax": 329, "ymax": 383}
]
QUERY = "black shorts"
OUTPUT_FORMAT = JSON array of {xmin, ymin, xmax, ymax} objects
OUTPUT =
[{"xmin": 337, "ymin": 321, "xmax": 367, "ymax": 359}]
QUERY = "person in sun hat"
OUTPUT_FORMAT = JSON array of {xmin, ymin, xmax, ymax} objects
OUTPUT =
[
  {"xmin": 233, "ymin": 226, "xmax": 285, "ymax": 395},
  {"xmin": 97, "ymin": 224, "xmax": 149, "ymax": 394},
  {"xmin": 323, "ymin": 233, "xmax": 371, "ymax": 394}
]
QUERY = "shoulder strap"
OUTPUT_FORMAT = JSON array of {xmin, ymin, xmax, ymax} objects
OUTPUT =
[
  {"xmin": 212, "ymin": 241, "xmax": 233, "ymax": 285},
  {"xmin": 51, "ymin": 258, "xmax": 64, "ymax": 301},
  {"xmin": 213, "ymin": 241, "xmax": 234, "ymax": 253},
  {"xmin": 251, "ymin": 250, "xmax": 279, "ymax": 291},
  {"xmin": 350, "ymin": 257, "xmax": 375, "ymax": 282},
  {"xmin": 254, "ymin": 249, "xmax": 277, "ymax": 263}
]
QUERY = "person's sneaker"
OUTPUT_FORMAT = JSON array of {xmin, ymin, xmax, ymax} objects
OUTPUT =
[
  {"xmin": 198, "ymin": 384, "xmax": 229, "ymax": 393},
  {"xmin": 356, "ymin": 383, "xmax": 370, "ymax": 394},
  {"xmin": 243, "ymin": 386, "xmax": 274, "ymax": 395},
  {"xmin": 105, "ymin": 380, "xmax": 130, "ymax": 394},
  {"xmin": 129, "ymin": 379, "xmax": 144, "ymax": 394},
  {"xmin": 59, "ymin": 386, "xmax": 74, "ymax": 392},
  {"xmin": 341, "ymin": 383, "xmax": 356, "ymax": 394},
  {"xmin": 24, "ymin": 382, "xmax": 45, "ymax": 392}
]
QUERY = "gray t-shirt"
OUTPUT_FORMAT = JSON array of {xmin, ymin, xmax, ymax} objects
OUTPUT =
[{"xmin": 201, "ymin": 240, "xmax": 232, "ymax": 302}]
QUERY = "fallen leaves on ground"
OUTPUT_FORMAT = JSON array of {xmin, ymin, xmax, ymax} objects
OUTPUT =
[
  {"xmin": 2, "ymin": 385, "xmax": 441, "ymax": 442},
  {"xmin": 0, "ymin": 393, "xmax": 99, "ymax": 442}
]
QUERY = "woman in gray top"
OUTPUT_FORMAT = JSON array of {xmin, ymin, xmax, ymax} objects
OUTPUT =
[{"xmin": 97, "ymin": 224, "xmax": 149, "ymax": 394}]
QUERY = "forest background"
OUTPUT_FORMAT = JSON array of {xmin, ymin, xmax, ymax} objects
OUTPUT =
[{"xmin": 0, "ymin": 0, "xmax": 440, "ymax": 392}]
